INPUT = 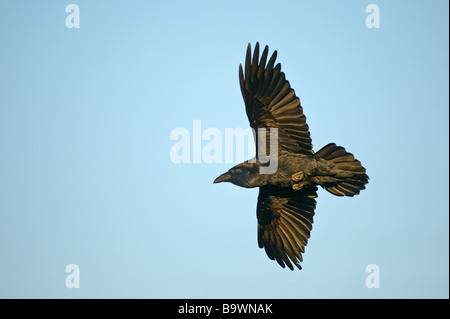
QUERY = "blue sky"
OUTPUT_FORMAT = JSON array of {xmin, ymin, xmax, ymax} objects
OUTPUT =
[{"xmin": 0, "ymin": 0, "xmax": 448, "ymax": 298}]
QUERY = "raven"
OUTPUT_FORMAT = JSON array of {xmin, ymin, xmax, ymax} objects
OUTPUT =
[{"xmin": 214, "ymin": 42, "xmax": 369, "ymax": 270}]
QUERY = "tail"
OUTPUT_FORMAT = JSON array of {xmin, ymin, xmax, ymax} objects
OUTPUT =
[{"xmin": 314, "ymin": 143, "xmax": 369, "ymax": 197}]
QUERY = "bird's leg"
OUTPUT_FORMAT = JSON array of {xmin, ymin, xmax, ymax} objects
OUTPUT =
[
  {"xmin": 292, "ymin": 171, "xmax": 305, "ymax": 191},
  {"xmin": 292, "ymin": 171, "xmax": 304, "ymax": 182}
]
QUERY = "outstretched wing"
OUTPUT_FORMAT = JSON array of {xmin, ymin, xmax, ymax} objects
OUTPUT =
[
  {"xmin": 239, "ymin": 42, "xmax": 313, "ymax": 156},
  {"xmin": 257, "ymin": 185, "xmax": 318, "ymax": 270}
]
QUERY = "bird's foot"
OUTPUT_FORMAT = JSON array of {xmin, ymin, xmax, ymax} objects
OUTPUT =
[
  {"xmin": 292, "ymin": 182, "xmax": 305, "ymax": 191},
  {"xmin": 292, "ymin": 171, "xmax": 304, "ymax": 182}
]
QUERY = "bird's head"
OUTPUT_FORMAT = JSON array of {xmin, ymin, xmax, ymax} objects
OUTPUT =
[{"xmin": 214, "ymin": 161, "xmax": 260, "ymax": 188}]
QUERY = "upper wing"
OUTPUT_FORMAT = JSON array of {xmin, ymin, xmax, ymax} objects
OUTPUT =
[
  {"xmin": 239, "ymin": 42, "xmax": 313, "ymax": 156},
  {"xmin": 257, "ymin": 185, "xmax": 318, "ymax": 270}
]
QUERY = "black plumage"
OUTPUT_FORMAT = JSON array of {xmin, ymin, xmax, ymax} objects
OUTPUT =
[{"xmin": 214, "ymin": 42, "xmax": 369, "ymax": 270}]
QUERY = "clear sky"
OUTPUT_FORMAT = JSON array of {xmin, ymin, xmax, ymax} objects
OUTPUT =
[{"xmin": 0, "ymin": 0, "xmax": 448, "ymax": 298}]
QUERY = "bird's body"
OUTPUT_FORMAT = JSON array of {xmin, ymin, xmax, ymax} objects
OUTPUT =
[
  {"xmin": 265, "ymin": 153, "xmax": 314, "ymax": 188},
  {"xmin": 214, "ymin": 42, "xmax": 369, "ymax": 270},
  {"xmin": 218, "ymin": 154, "xmax": 333, "ymax": 189}
]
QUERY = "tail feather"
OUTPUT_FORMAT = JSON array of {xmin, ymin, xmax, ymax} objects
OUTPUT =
[{"xmin": 314, "ymin": 143, "xmax": 369, "ymax": 197}]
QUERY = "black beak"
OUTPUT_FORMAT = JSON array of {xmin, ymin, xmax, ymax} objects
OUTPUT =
[{"xmin": 214, "ymin": 172, "xmax": 231, "ymax": 184}]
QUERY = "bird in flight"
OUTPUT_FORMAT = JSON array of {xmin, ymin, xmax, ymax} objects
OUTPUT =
[{"xmin": 214, "ymin": 42, "xmax": 369, "ymax": 270}]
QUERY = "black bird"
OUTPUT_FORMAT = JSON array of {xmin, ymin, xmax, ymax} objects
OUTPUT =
[{"xmin": 214, "ymin": 42, "xmax": 369, "ymax": 270}]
